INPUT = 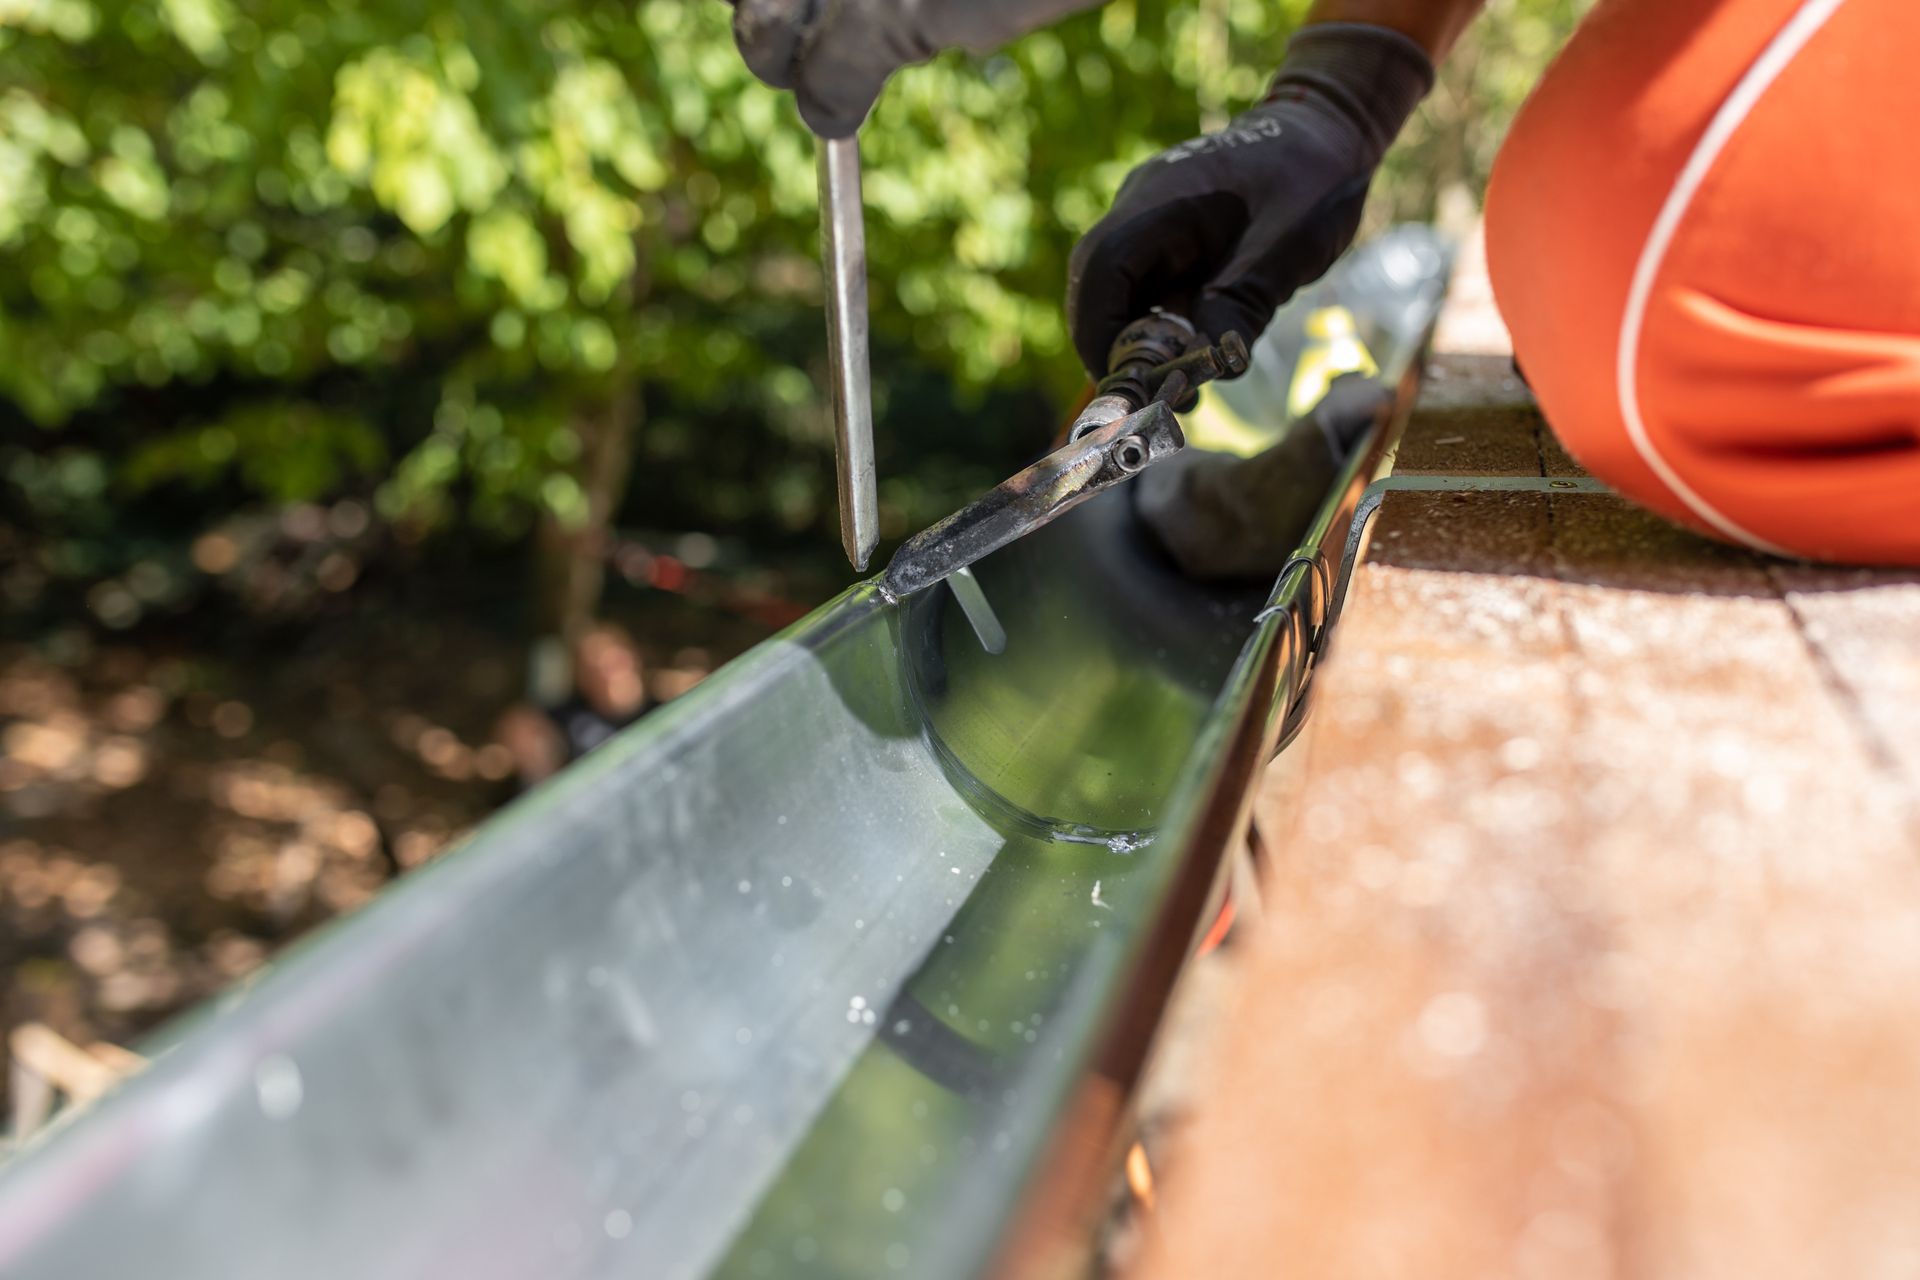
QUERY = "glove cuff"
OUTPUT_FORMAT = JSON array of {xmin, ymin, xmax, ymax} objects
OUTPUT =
[{"xmin": 1267, "ymin": 22, "xmax": 1435, "ymax": 159}]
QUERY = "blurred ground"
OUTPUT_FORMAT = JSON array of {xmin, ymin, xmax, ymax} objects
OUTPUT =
[{"xmin": 0, "ymin": 539, "xmax": 793, "ymax": 1118}]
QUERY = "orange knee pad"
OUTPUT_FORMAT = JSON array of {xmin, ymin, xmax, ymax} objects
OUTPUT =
[{"xmin": 1486, "ymin": 0, "xmax": 1920, "ymax": 564}]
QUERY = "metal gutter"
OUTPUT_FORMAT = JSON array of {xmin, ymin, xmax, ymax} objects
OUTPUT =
[{"xmin": 0, "ymin": 230, "xmax": 1450, "ymax": 1280}]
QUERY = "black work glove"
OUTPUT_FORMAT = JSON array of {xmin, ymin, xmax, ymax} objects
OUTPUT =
[
  {"xmin": 730, "ymin": 0, "xmax": 1101, "ymax": 138},
  {"xmin": 1067, "ymin": 23, "xmax": 1432, "ymax": 377}
]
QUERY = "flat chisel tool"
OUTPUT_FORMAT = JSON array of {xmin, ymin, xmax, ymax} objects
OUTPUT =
[
  {"xmin": 817, "ymin": 135, "xmax": 879, "ymax": 572},
  {"xmin": 878, "ymin": 311, "xmax": 1249, "ymax": 602}
]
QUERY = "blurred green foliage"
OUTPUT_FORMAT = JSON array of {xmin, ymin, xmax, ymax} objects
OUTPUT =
[
  {"xmin": 1377, "ymin": 0, "xmax": 1593, "ymax": 224},
  {"xmin": 0, "ymin": 0, "xmax": 1587, "ymax": 578}
]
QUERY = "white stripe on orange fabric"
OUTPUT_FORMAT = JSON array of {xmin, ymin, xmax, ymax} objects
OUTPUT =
[{"xmin": 1615, "ymin": 0, "xmax": 1848, "ymax": 554}]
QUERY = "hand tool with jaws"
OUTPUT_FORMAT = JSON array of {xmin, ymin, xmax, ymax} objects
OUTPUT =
[{"xmin": 878, "ymin": 312, "xmax": 1250, "ymax": 602}]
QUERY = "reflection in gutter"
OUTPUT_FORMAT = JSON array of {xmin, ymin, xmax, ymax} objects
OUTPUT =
[{"xmin": 899, "ymin": 584, "xmax": 1162, "ymax": 853}]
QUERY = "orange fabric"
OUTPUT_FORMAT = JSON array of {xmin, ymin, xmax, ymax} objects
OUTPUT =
[
  {"xmin": 1486, "ymin": 0, "xmax": 1920, "ymax": 564},
  {"xmin": 1194, "ymin": 893, "xmax": 1235, "ymax": 956}
]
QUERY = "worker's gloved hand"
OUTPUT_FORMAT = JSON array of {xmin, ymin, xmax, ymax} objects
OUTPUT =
[
  {"xmin": 730, "ymin": 0, "xmax": 1101, "ymax": 138},
  {"xmin": 1067, "ymin": 23, "xmax": 1432, "ymax": 377}
]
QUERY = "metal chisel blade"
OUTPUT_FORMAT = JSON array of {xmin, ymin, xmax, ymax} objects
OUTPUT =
[
  {"xmin": 818, "ymin": 135, "xmax": 879, "ymax": 572},
  {"xmin": 878, "ymin": 401, "xmax": 1185, "ymax": 602}
]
